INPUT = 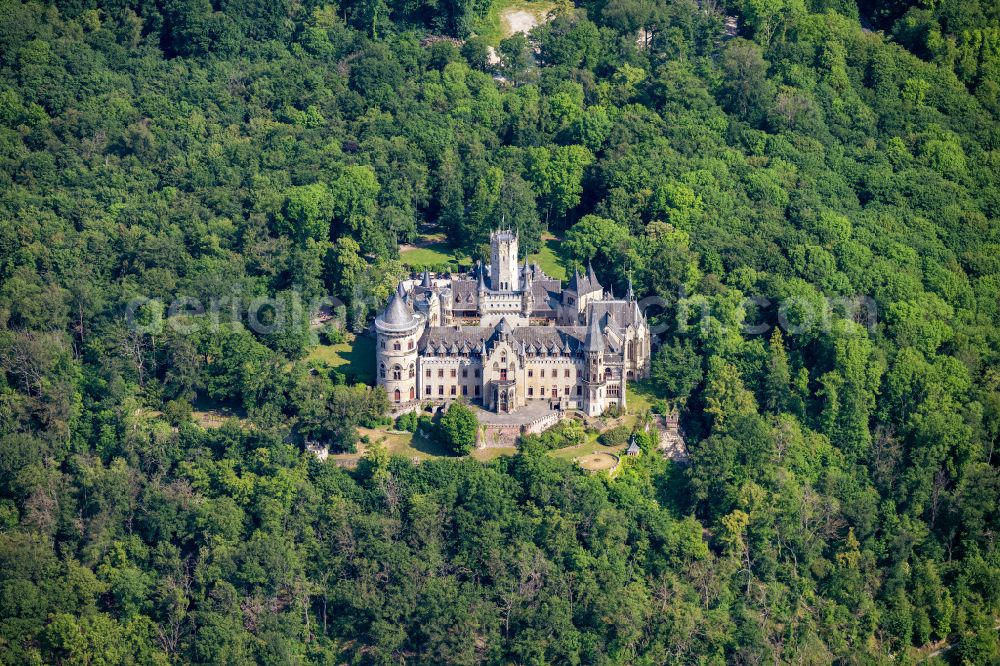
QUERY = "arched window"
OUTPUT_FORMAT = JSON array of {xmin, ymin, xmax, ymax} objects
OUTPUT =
[
  {"xmin": 409, "ymin": 363, "xmax": 415, "ymax": 378},
  {"xmin": 409, "ymin": 386, "xmax": 415, "ymax": 400},
  {"xmin": 627, "ymin": 340, "xmax": 635, "ymax": 361},
  {"xmin": 381, "ymin": 340, "xmax": 386, "ymax": 349},
  {"xmin": 393, "ymin": 341, "xmax": 401, "ymax": 351},
  {"xmin": 380, "ymin": 363, "xmax": 386, "ymax": 378},
  {"xmin": 394, "ymin": 388, "xmax": 401, "ymax": 402},
  {"xmin": 408, "ymin": 340, "xmax": 414, "ymax": 350},
  {"xmin": 604, "ymin": 367, "xmax": 612, "ymax": 380},
  {"xmin": 392, "ymin": 365, "xmax": 402, "ymax": 380}
]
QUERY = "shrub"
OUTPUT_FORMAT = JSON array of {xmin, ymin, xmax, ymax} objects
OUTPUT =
[
  {"xmin": 319, "ymin": 324, "xmax": 347, "ymax": 345},
  {"xmin": 396, "ymin": 411, "xmax": 418, "ymax": 432},
  {"xmin": 417, "ymin": 414, "xmax": 433, "ymax": 432},
  {"xmin": 360, "ymin": 415, "xmax": 392, "ymax": 428},
  {"xmin": 599, "ymin": 425, "xmax": 631, "ymax": 446},
  {"xmin": 520, "ymin": 419, "xmax": 586, "ymax": 451}
]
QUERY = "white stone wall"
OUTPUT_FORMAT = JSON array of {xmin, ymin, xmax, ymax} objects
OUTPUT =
[
  {"xmin": 490, "ymin": 232, "xmax": 519, "ymax": 291},
  {"xmin": 375, "ymin": 319, "xmax": 423, "ymax": 405},
  {"xmin": 418, "ymin": 356, "xmax": 483, "ymax": 402}
]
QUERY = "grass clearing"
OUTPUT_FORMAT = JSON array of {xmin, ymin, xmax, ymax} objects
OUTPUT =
[
  {"xmin": 626, "ymin": 379, "xmax": 658, "ymax": 416},
  {"xmin": 530, "ymin": 234, "xmax": 567, "ymax": 280},
  {"xmin": 548, "ymin": 428, "xmax": 622, "ymax": 462},
  {"xmin": 400, "ymin": 242, "xmax": 463, "ymax": 270},
  {"xmin": 191, "ymin": 401, "xmax": 247, "ymax": 429},
  {"xmin": 328, "ymin": 425, "xmax": 516, "ymax": 466},
  {"xmin": 305, "ymin": 334, "xmax": 377, "ymax": 385},
  {"xmin": 399, "ymin": 234, "xmax": 466, "ymax": 270},
  {"xmin": 475, "ymin": 0, "xmax": 557, "ymax": 45}
]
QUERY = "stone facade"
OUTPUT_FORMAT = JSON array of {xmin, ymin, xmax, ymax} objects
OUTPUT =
[{"xmin": 375, "ymin": 230, "xmax": 651, "ymax": 417}]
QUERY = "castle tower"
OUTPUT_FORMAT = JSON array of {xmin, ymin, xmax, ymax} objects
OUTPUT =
[
  {"xmin": 476, "ymin": 260, "xmax": 486, "ymax": 292},
  {"xmin": 521, "ymin": 260, "xmax": 533, "ymax": 316},
  {"xmin": 582, "ymin": 312, "xmax": 606, "ymax": 417},
  {"xmin": 490, "ymin": 228, "xmax": 519, "ymax": 292},
  {"xmin": 375, "ymin": 290, "xmax": 422, "ymax": 405},
  {"xmin": 441, "ymin": 285, "xmax": 454, "ymax": 325}
]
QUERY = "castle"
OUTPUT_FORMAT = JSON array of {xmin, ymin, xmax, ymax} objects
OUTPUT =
[{"xmin": 375, "ymin": 230, "xmax": 651, "ymax": 417}]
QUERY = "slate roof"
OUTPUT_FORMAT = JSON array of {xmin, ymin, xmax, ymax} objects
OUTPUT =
[
  {"xmin": 566, "ymin": 262, "xmax": 603, "ymax": 296},
  {"xmin": 588, "ymin": 299, "xmax": 644, "ymax": 328},
  {"xmin": 377, "ymin": 292, "xmax": 418, "ymax": 331},
  {"xmin": 451, "ymin": 279, "xmax": 478, "ymax": 308},
  {"xmin": 584, "ymin": 312, "xmax": 605, "ymax": 353}
]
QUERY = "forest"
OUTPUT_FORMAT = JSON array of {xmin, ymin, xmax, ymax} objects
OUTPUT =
[{"xmin": 0, "ymin": 0, "xmax": 999, "ymax": 662}]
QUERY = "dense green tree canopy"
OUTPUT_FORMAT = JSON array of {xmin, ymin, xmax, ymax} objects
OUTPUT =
[{"xmin": 0, "ymin": 0, "xmax": 998, "ymax": 662}]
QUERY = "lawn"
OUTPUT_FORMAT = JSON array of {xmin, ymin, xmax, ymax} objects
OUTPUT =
[
  {"xmin": 400, "ymin": 242, "xmax": 461, "ymax": 270},
  {"xmin": 530, "ymin": 234, "xmax": 567, "ymax": 280},
  {"xmin": 327, "ymin": 424, "xmax": 517, "ymax": 466},
  {"xmin": 626, "ymin": 379, "xmax": 659, "ymax": 417},
  {"xmin": 548, "ymin": 428, "xmax": 622, "ymax": 462},
  {"xmin": 399, "ymin": 234, "xmax": 466, "ymax": 270},
  {"xmin": 305, "ymin": 334, "xmax": 377, "ymax": 385}
]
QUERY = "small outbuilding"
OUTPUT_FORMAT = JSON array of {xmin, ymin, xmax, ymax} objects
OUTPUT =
[{"xmin": 625, "ymin": 434, "xmax": 641, "ymax": 457}]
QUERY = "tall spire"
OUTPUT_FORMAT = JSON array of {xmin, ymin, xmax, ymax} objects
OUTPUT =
[
  {"xmin": 477, "ymin": 261, "xmax": 486, "ymax": 292},
  {"xmin": 626, "ymin": 275, "xmax": 635, "ymax": 301},
  {"xmin": 584, "ymin": 310, "xmax": 604, "ymax": 353},
  {"xmin": 569, "ymin": 265, "xmax": 581, "ymax": 292},
  {"xmin": 422, "ymin": 269, "xmax": 432, "ymax": 289},
  {"xmin": 587, "ymin": 259, "xmax": 600, "ymax": 288}
]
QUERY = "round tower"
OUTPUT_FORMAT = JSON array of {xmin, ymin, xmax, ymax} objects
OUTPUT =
[{"xmin": 375, "ymin": 290, "xmax": 422, "ymax": 405}]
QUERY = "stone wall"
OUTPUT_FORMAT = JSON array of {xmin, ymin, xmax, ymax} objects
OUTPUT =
[
  {"xmin": 478, "ymin": 423, "xmax": 521, "ymax": 448},
  {"xmin": 476, "ymin": 409, "xmax": 565, "ymax": 448}
]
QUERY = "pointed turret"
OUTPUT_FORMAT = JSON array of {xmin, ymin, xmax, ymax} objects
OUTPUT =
[
  {"xmin": 584, "ymin": 313, "xmax": 605, "ymax": 353},
  {"xmin": 568, "ymin": 265, "xmax": 581, "ymax": 293},
  {"xmin": 477, "ymin": 262, "xmax": 487, "ymax": 293},
  {"xmin": 626, "ymin": 276, "xmax": 635, "ymax": 302},
  {"xmin": 587, "ymin": 259, "xmax": 601, "ymax": 293},
  {"xmin": 376, "ymin": 291, "xmax": 417, "ymax": 332},
  {"xmin": 422, "ymin": 270, "xmax": 432, "ymax": 289},
  {"xmin": 396, "ymin": 281, "xmax": 407, "ymax": 300},
  {"xmin": 522, "ymin": 261, "xmax": 534, "ymax": 315}
]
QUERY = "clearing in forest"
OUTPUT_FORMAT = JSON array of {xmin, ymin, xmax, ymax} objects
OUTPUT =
[{"xmin": 480, "ymin": 0, "xmax": 557, "ymax": 47}]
